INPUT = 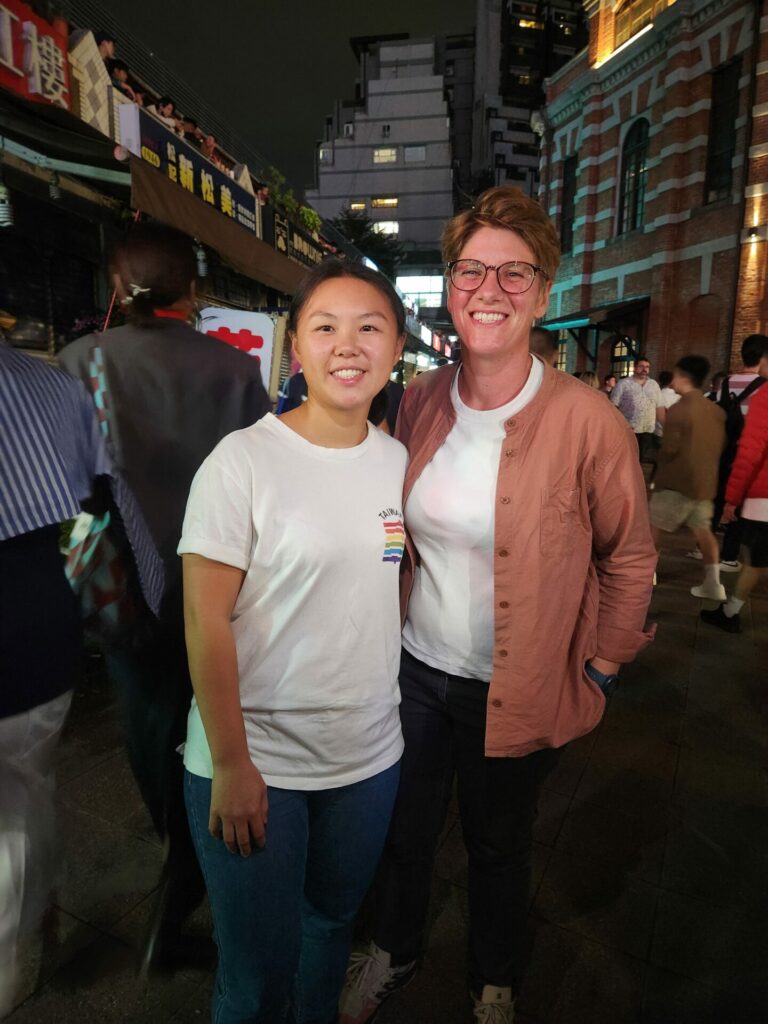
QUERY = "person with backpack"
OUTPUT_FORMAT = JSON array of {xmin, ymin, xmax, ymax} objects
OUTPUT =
[
  {"xmin": 702, "ymin": 343, "xmax": 768, "ymax": 632},
  {"xmin": 713, "ymin": 335, "xmax": 768, "ymax": 566}
]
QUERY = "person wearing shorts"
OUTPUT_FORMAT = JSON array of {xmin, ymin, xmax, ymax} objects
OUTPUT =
[
  {"xmin": 702, "ymin": 350, "xmax": 768, "ymax": 633},
  {"xmin": 650, "ymin": 355, "xmax": 726, "ymax": 601}
]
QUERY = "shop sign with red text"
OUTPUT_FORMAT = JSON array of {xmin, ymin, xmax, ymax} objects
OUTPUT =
[{"xmin": 0, "ymin": 0, "xmax": 70, "ymax": 109}]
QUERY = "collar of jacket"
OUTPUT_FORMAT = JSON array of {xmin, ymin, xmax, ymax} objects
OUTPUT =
[{"xmin": 402, "ymin": 356, "xmax": 558, "ymax": 505}]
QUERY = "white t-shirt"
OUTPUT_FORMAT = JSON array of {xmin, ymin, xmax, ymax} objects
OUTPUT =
[
  {"xmin": 655, "ymin": 387, "xmax": 681, "ymax": 436},
  {"xmin": 402, "ymin": 356, "xmax": 544, "ymax": 681},
  {"xmin": 178, "ymin": 413, "xmax": 407, "ymax": 790}
]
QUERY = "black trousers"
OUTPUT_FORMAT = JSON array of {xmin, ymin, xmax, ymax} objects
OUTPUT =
[
  {"xmin": 105, "ymin": 615, "xmax": 204, "ymax": 923},
  {"xmin": 373, "ymin": 649, "xmax": 560, "ymax": 993}
]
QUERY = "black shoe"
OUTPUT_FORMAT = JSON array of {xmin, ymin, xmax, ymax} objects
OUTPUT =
[{"xmin": 700, "ymin": 606, "xmax": 741, "ymax": 633}]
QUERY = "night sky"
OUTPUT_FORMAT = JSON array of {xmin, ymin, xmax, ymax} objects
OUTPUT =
[{"xmin": 96, "ymin": 0, "xmax": 473, "ymax": 197}]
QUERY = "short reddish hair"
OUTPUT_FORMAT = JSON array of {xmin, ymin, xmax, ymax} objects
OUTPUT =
[{"xmin": 442, "ymin": 186, "xmax": 561, "ymax": 282}]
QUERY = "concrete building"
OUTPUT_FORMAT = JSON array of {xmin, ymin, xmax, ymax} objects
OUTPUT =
[
  {"xmin": 538, "ymin": 0, "xmax": 766, "ymax": 377},
  {"xmin": 472, "ymin": 0, "xmax": 587, "ymax": 195},
  {"xmin": 305, "ymin": 37, "xmax": 454, "ymax": 267}
]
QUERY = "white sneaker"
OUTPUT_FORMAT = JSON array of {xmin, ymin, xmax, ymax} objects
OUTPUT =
[
  {"xmin": 685, "ymin": 549, "xmax": 703, "ymax": 561},
  {"xmin": 719, "ymin": 560, "xmax": 742, "ymax": 573},
  {"xmin": 473, "ymin": 985, "xmax": 515, "ymax": 1022},
  {"xmin": 690, "ymin": 581, "xmax": 727, "ymax": 602},
  {"xmin": 339, "ymin": 942, "xmax": 417, "ymax": 1024}
]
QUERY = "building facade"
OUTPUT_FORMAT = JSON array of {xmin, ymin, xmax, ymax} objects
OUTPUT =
[
  {"xmin": 472, "ymin": 0, "xmax": 587, "ymax": 195},
  {"xmin": 305, "ymin": 38, "xmax": 455, "ymax": 260},
  {"xmin": 539, "ymin": 0, "xmax": 766, "ymax": 377}
]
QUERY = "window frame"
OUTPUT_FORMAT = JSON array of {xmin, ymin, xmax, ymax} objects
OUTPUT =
[
  {"xmin": 617, "ymin": 118, "xmax": 649, "ymax": 235},
  {"xmin": 704, "ymin": 59, "xmax": 741, "ymax": 204}
]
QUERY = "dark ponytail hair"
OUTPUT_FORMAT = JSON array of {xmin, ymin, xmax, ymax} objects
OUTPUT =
[{"xmin": 112, "ymin": 222, "xmax": 197, "ymax": 325}]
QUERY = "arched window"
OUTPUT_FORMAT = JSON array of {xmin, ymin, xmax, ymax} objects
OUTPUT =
[
  {"xmin": 611, "ymin": 337, "xmax": 635, "ymax": 378},
  {"xmin": 618, "ymin": 119, "xmax": 649, "ymax": 235}
]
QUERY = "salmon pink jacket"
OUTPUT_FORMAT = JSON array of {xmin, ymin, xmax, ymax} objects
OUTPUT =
[{"xmin": 395, "ymin": 360, "xmax": 657, "ymax": 757}]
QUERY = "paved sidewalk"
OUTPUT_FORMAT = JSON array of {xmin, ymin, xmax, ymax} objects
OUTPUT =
[{"xmin": 6, "ymin": 534, "xmax": 768, "ymax": 1023}]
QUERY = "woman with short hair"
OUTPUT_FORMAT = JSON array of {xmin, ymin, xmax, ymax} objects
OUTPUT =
[{"xmin": 341, "ymin": 187, "xmax": 656, "ymax": 1024}]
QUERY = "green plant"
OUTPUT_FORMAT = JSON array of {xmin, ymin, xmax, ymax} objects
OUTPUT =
[{"xmin": 299, "ymin": 206, "xmax": 322, "ymax": 234}]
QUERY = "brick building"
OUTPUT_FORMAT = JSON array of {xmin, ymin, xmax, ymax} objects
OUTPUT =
[{"xmin": 538, "ymin": 0, "xmax": 767, "ymax": 378}]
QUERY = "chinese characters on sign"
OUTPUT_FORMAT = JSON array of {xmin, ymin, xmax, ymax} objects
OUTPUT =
[
  {"xmin": 272, "ymin": 212, "xmax": 322, "ymax": 268},
  {"xmin": 0, "ymin": 0, "xmax": 70, "ymax": 109},
  {"xmin": 120, "ymin": 105, "xmax": 258, "ymax": 234}
]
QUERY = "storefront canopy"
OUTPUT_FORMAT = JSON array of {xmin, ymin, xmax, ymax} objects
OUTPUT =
[{"xmin": 130, "ymin": 158, "xmax": 308, "ymax": 296}]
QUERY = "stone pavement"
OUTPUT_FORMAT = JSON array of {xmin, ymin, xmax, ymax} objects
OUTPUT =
[{"xmin": 6, "ymin": 534, "xmax": 767, "ymax": 1023}]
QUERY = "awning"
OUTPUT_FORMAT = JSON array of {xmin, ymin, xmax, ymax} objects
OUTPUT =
[
  {"xmin": 543, "ymin": 295, "xmax": 650, "ymax": 332},
  {"xmin": 130, "ymin": 157, "xmax": 308, "ymax": 295}
]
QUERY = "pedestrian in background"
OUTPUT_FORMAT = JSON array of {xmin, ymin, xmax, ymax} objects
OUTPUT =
[
  {"xmin": 610, "ymin": 355, "xmax": 663, "ymax": 462},
  {"xmin": 529, "ymin": 325, "xmax": 558, "ymax": 367},
  {"xmin": 0, "ymin": 340, "xmax": 109, "ymax": 1015},
  {"xmin": 702, "ymin": 344, "xmax": 768, "ymax": 632},
  {"xmin": 573, "ymin": 370, "xmax": 600, "ymax": 389},
  {"xmin": 602, "ymin": 372, "xmax": 617, "ymax": 396},
  {"xmin": 654, "ymin": 369, "xmax": 680, "ymax": 438},
  {"xmin": 649, "ymin": 356, "xmax": 726, "ymax": 600},
  {"xmin": 180, "ymin": 260, "xmax": 407, "ymax": 1023},
  {"xmin": 59, "ymin": 222, "xmax": 271, "ymax": 974},
  {"xmin": 341, "ymin": 186, "xmax": 655, "ymax": 1024}
]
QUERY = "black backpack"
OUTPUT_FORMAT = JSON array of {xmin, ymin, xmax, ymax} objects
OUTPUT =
[{"xmin": 718, "ymin": 375, "xmax": 765, "ymax": 461}]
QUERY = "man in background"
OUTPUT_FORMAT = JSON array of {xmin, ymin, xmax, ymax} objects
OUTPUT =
[{"xmin": 611, "ymin": 355, "xmax": 663, "ymax": 462}]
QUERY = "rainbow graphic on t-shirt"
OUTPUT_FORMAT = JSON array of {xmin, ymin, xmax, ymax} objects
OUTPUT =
[{"xmin": 380, "ymin": 514, "xmax": 405, "ymax": 564}]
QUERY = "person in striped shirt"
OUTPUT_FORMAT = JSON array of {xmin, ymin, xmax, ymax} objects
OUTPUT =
[{"xmin": 0, "ymin": 338, "xmax": 109, "ymax": 1015}]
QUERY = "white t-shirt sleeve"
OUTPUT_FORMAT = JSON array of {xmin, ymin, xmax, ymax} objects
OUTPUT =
[{"xmin": 178, "ymin": 445, "xmax": 254, "ymax": 571}]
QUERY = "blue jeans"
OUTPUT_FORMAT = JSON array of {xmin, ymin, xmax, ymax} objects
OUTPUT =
[{"xmin": 185, "ymin": 761, "xmax": 400, "ymax": 1024}]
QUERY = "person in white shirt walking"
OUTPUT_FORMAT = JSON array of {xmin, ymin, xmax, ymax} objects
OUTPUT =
[
  {"xmin": 611, "ymin": 356, "xmax": 663, "ymax": 462},
  {"xmin": 178, "ymin": 260, "xmax": 408, "ymax": 1024}
]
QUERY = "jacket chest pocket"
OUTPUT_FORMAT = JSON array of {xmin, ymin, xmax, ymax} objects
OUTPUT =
[{"xmin": 540, "ymin": 487, "xmax": 586, "ymax": 557}]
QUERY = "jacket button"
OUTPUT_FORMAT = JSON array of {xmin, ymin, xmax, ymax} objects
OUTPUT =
[
  {"xmin": 500, "ymin": 496, "xmax": 510, "ymax": 504},
  {"xmin": 491, "ymin": 699, "xmax": 503, "ymax": 708},
  {"xmin": 499, "ymin": 600, "xmax": 509, "ymax": 609},
  {"xmin": 498, "ymin": 549, "xmax": 509, "ymax": 557},
  {"xmin": 499, "ymin": 649, "xmax": 508, "ymax": 658},
  {"xmin": 505, "ymin": 448, "xmax": 517, "ymax": 457},
  {"xmin": 506, "ymin": 419, "xmax": 517, "ymax": 429}
]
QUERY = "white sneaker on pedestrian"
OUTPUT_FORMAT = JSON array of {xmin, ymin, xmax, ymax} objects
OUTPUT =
[
  {"xmin": 339, "ymin": 942, "xmax": 417, "ymax": 1024},
  {"xmin": 719, "ymin": 560, "xmax": 742, "ymax": 572},
  {"xmin": 690, "ymin": 580, "xmax": 727, "ymax": 602},
  {"xmin": 473, "ymin": 985, "xmax": 515, "ymax": 1022},
  {"xmin": 685, "ymin": 549, "xmax": 703, "ymax": 561}
]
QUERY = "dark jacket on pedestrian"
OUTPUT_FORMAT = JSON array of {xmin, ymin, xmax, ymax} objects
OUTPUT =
[
  {"xmin": 59, "ymin": 318, "xmax": 271, "ymax": 616},
  {"xmin": 654, "ymin": 390, "xmax": 726, "ymax": 500}
]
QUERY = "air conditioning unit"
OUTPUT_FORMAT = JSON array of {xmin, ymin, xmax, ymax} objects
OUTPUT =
[{"xmin": 343, "ymin": 123, "xmax": 355, "ymax": 138}]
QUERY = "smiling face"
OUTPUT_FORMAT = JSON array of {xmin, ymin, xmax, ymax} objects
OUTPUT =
[
  {"xmin": 447, "ymin": 225, "xmax": 551, "ymax": 362},
  {"xmin": 290, "ymin": 277, "xmax": 404, "ymax": 416}
]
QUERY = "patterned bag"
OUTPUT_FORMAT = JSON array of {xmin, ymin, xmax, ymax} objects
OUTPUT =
[{"xmin": 64, "ymin": 339, "xmax": 137, "ymax": 643}]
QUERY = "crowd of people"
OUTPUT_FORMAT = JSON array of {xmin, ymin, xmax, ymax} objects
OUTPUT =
[{"xmin": 1, "ymin": 186, "xmax": 766, "ymax": 1024}]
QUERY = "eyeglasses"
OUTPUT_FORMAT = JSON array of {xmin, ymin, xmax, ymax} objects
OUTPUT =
[{"xmin": 447, "ymin": 259, "xmax": 549, "ymax": 294}]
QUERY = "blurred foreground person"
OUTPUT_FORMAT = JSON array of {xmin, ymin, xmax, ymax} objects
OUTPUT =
[
  {"xmin": 341, "ymin": 187, "xmax": 656, "ymax": 1024},
  {"xmin": 703, "ymin": 345, "xmax": 768, "ymax": 633},
  {"xmin": 59, "ymin": 223, "xmax": 270, "ymax": 973},
  {"xmin": 528, "ymin": 325, "xmax": 558, "ymax": 366},
  {"xmin": 649, "ymin": 357, "xmax": 726, "ymax": 600},
  {"xmin": 180, "ymin": 261, "xmax": 407, "ymax": 1022},
  {"xmin": 0, "ymin": 340, "xmax": 108, "ymax": 1015}
]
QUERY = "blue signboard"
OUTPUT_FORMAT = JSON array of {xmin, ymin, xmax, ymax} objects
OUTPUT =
[{"xmin": 120, "ymin": 105, "xmax": 257, "ymax": 233}]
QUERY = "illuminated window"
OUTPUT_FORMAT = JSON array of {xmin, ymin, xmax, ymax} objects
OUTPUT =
[
  {"xmin": 557, "ymin": 341, "xmax": 568, "ymax": 372},
  {"xmin": 519, "ymin": 19, "xmax": 543, "ymax": 29},
  {"xmin": 396, "ymin": 274, "xmax": 444, "ymax": 310},
  {"xmin": 372, "ymin": 197, "xmax": 399, "ymax": 208},
  {"xmin": 518, "ymin": 73, "xmax": 531, "ymax": 86},
  {"xmin": 611, "ymin": 338, "xmax": 636, "ymax": 378},
  {"xmin": 349, "ymin": 201, "xmax": 366, "ymax": 211},
  {"xmin": 618, "ymin": 119, "xmax": 649, "ymax": 235},
  {"xmin": 373, "ymin": 147, "xmax": 397, "ymax": 164},
  {"xmin": 404, "ymin": 145, "xmax": 426, "ymax": 163},
  {"xmin": 373, "ymin": 221, "xmax": 399, "ymax": 235},
  {"xmin": 319, "ymin": 146, "xmax": 333, "ymax": 165},
  {"xmin": 615, "ymin": 0, "xmax": 673, "ymax": 49}
]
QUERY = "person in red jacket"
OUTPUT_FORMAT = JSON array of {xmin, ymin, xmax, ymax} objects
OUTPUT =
[{"xmin": 701, "ymin": 349, "xmax": 768, "ymax": 633}]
